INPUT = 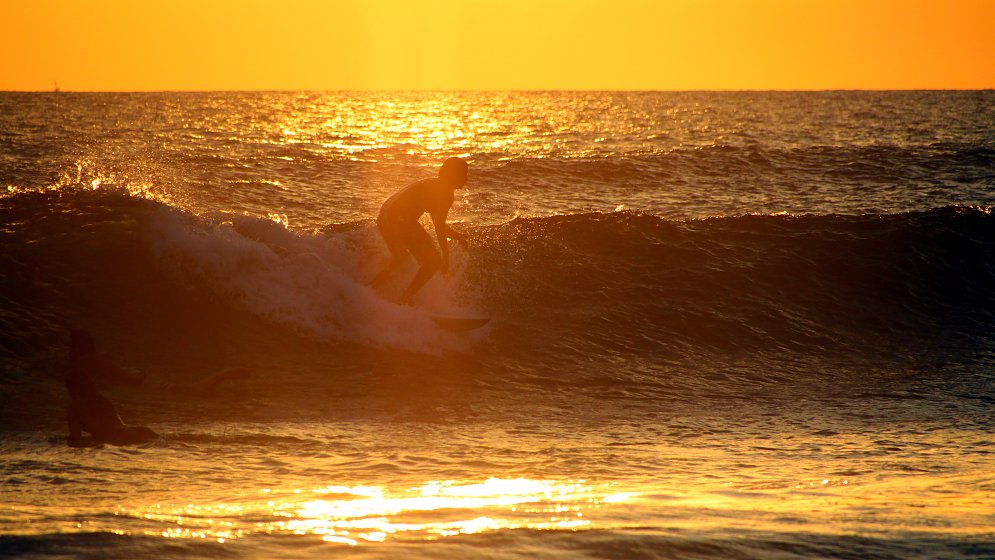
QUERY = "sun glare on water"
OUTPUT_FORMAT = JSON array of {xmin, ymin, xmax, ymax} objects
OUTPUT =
[{"xmin": 118, "ymin": 478, "xmax": 629, "ymax": 546}]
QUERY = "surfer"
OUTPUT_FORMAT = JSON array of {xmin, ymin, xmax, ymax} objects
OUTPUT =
[
  {"xmin": 64, "ymin": 330, "xmax": 248, "ymax": 446},
  {"xmin": 65, "ymin": 330, "xmax": 158, "ymax": 446},
  {"xmin": 369, "ymin": 157, "xmax": 468, "ymax": 304}
]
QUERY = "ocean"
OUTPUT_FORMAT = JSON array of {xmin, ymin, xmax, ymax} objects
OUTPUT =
[{"xmin": 1, "ymin": 90, "xmax": 993, "ymax": 559}]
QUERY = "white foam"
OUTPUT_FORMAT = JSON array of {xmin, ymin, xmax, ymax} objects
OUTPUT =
[{"xmin": 145, "ymin": 208, "xmax": 485, "ymax": 355}]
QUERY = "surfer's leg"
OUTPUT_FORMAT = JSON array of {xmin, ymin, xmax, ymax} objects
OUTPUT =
[
  {"xmin": 399, "ymin": 227, "xmax": 441, "ymax": 305},
  {"xmin": 368, "ymin": 265, "xmax": 393, "ymax": 289},
  {"xmin": 369, "ymin": 220, "xmax": 407, "ymax": 288}
]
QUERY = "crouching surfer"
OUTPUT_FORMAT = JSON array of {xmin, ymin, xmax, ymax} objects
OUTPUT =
[{"xmin": 368, "ymin": 157, "xmax": 468, "ymax": 305}]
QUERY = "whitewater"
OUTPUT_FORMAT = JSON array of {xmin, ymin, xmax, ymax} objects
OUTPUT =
[{"xmin": 1, "ymin": 91, "xmax": 993, "ymax": 559}]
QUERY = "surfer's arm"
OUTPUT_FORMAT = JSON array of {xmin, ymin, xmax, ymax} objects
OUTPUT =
[
  {"xmin": 90, "ymin": 354, "xmax": 145, "ymax": 387},
  {"xmin": 443, "ymin": 223, "xmax": 465, "ymax": 243},
  {"xmin": 99, "ymin": 357, "xmax": 145, "ymax": 385},
  {"xmin": 431, "ymin": 211, "xmax": 451, "ymax": 275}
]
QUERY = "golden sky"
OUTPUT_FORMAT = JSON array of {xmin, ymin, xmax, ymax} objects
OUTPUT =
[{"xmin": 2, "ymin": 0, "xmax": 993, "ymax": 91}]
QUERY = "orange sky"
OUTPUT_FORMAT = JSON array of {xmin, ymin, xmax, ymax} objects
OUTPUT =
[{"xmin": 2, "ymin": 0, "xmax": 993, "ymax": 91}]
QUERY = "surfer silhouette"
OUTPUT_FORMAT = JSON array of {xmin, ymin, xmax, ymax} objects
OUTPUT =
[
  {"xmin": 66, "ymin": 330, "xmax": 158, "ymax": 446},
  {"xmin": 64, "ymin": 330, "xmax": 248, "ymax": 446},
  {"xmin": 369, "ymin": 157, "xmax": 468, "ymax": 304}
]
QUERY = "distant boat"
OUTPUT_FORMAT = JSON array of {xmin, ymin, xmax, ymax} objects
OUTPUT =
[{"xmin": 53, "ymin": 81, "xmax": 60, "ymax": 92}]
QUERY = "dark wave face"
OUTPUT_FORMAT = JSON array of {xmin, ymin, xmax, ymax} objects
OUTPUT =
[
  {"xmin": 2, "ymin": 186, "xmax": 992, "ymax": 406},
  {"xmin": 470, "ymin": 207, "xmax": 995, "ymax": 375}
]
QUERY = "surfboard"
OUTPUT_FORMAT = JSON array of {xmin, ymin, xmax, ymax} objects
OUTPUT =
[{"xmin": 430, "ymin": 315, "xmax": 490, "ymax": 332}]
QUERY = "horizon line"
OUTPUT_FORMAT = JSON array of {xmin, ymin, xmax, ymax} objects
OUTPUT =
[{"xmin": 3, "ymin": 87, "xmax": 994, "ymax": 94}]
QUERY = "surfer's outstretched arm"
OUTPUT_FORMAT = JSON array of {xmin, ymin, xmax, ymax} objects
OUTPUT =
[
  {"xmin": 443, "ymin": 223, "xmax": 465, "ymax": 243},
  {"xmin": 184, "ymin": 367, "xmax": 250, "ymax": 396},
  {"xmin": 432, "ymin": 211, "xmax": 451, "ymax": 276}
]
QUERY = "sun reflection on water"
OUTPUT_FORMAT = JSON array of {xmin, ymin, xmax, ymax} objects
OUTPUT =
[{"xmin": 120, "ymin": 478, "xmax": 626, "ymax": 546}]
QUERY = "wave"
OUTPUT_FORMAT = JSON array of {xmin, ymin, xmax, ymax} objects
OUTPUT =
[
  {"xmin": 0, "ymin": 186, "xmax": 484, "ymax": 367},
  {"xmin": 2, "ymin": 186, "xmax": 993, "ymax": 376},
  {"xmin": 469, "ymin": 206, "xmax": 995, "ymax": 366},
  {"xmin": 483, "ymin": 143, "xmax": 995, "ymax": 189}
]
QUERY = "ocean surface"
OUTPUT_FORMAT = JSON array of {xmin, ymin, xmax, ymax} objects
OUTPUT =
[{"xmin": 1, "ymin": 91, "xmax": 994, "ymax": 559}]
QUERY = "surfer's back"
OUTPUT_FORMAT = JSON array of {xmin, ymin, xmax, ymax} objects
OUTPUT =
[{"xmin": 378, "ymin": 177, "xmax": 452, "ymax": 224}]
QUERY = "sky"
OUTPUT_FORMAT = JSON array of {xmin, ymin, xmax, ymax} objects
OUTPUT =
[{"xmin": 2, "ymin": 0, "xmax": 994, "ymax": 91}]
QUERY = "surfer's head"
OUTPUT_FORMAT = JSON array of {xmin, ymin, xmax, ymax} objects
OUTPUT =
[{"xmin": 439, "ymin": 157, "xmax": 468, "ymax": 188}]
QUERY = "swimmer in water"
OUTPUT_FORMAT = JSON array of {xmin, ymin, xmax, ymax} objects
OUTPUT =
[
  {"xmin": 65, "ymin": 329, "xmax": 157, "ymax": 446},
  {"xmin": 64, "ymin": 330, "xmax": 248, "ymax": 446}
]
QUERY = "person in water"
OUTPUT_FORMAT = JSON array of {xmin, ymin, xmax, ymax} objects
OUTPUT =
[
  {"xmin": 64, "ymin": 330, "xmax": 248, "ymax": 446},
  {"xmin": 66, "ymin": 329, "xmax": 158, "ymax": 446},
  {"xmin": 369, "ymin": 157, "xmax": 468, "ymax": 304}
]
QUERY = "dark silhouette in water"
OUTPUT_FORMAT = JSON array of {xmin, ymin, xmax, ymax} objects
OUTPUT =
[
  {"xmin": 64, "ymin": 330, "xmax": 248, "ymax": 447},
  {"xmin": 369, "ymin": 157, "xmax": 468, "ymax": 304},
  {"xmin": 66, "ymin": 330, "xmax": 157, "ymax": 446}
]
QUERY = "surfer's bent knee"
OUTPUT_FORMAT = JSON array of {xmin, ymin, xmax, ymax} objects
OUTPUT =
[
  {"xmin": 420, "ymin": 254, "xmax": 441, "ymax": 273},
  {"xmin": 411, "ymin": 241, "xmax": 441, "ymax": 272}
]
